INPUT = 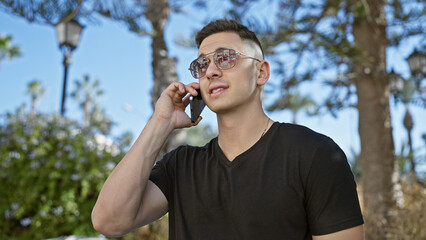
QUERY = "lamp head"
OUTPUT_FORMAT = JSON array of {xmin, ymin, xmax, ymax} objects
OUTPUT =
[{"xmin": 56, "ymin": 19, "xmax": 84, "ymax": 50}]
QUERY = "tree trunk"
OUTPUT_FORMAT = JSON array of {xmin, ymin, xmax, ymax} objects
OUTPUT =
[
  {"xmin": 30, "ymin": 97, "xmax": 36, "ymax": 115},
  {"xmin": 83, "ymin": 99, "xmax": 90, "ymax": 127},
  {"xmin": 352, "ymin": 1, "xmax": 398, "ymax": 238},
  {"xmin": 145, "ymin": 0, "xmax": 186, "ymax": 156}
]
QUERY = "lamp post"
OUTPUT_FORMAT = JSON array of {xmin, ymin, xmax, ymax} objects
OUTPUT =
[
  {"xmin": 55, "ymin": 19, "xmax": 84, "ymax": 116},
  {"xmin": 388, "ymin": 48, "xmax": 426, "ymax": 179}
]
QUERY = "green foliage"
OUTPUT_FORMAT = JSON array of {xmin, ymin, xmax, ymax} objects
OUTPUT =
[
  {"xmin": 223, "ymin": 0, "xmax": 424, "ymax": 115},
  {"xmin": 0, "ymin": 0, "xmax": 81, "ymax": 25},
  {"xmin": 267, "ymin": 88, "xmax": 318, "ymax": 123},
  {"xmin": 71, "ymin": 75, "xmax": 105, "ymax": 103},
  {"xmin": 0, "ymin": 0, "xmax": 151, "ymax": 35},
  {"xmin": 185, "ymin": 124, "xmax": 217, "ymax": 147},
  {"xmin": 71, "ymin": 74, "xmax": 111, "ymax": 133},
  {"xmin": 27, "ymin": 80, "xmax": 46, "ymax": 115},
  {"xmin": 0, "ymin": 110, "xmax": 131, "ymax": 239},
  {"xmin": 0, "ymin": 33, "xmax": 22, "ymax": 68},
  {"xmin": 27, "ymin": 80, "xmax": 46, "ymax": 100}
]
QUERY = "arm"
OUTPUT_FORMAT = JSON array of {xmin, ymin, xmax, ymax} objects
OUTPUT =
[
  {"xmin": 313, "ymin": 225, "xmax": 364, "ymax": 240},
  {"xmin": 91, "ymin": 82, "xmax": 201, "ymax": 237}
]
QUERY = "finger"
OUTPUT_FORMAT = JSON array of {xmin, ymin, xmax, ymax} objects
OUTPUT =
[
  {"xmin": 172, "ymin": 91, "xmax": 186, "ymax": 103},
  {"xmin": 169, "ymin": 82, "xmax": 185, "ymax": 94},
  {"xmin": 169, "ymin": 82, "xmax": 179, "ymax": 90},
  {"xmin": 184, "ymin": 82, "xmax": 200, "ymax": 96},
  {"xmin": 170, "ymin": 83, "xmax": 188, "ymax": 102},
  {"xmin": 187, "ymin": 81, "xmax": 200, "ymax": 88}
]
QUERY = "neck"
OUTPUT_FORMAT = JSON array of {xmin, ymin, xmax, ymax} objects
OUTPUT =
[{"xmin": 216, "ymin": 104, "xmax": 270, "ymax": 161}]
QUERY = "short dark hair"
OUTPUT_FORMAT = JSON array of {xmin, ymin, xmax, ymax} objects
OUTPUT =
[{"xmin": 195, "ymin": 19, "xmax": 264, "ymax": 58}]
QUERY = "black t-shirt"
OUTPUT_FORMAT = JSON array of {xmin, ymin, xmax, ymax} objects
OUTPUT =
[{"xmin": 149, "ymin": 122, "xmax": 363, "ymax": 240}]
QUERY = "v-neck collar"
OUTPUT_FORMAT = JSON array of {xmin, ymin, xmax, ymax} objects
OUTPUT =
[{"xmin": 214, "ymin": 122, "xmax": 279, "ymax": 168}]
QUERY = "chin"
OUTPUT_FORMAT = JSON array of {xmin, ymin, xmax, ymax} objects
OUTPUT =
[
  {"xmin": 207, "ymin": 102, "xmax": 238, "ymax": 115},
  {"xmin": 206, "ymin": 102, "xmax": 225, "ymax": 114}
]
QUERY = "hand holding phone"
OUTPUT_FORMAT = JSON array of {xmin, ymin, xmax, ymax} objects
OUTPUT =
[{"xmin": 190, "ymin": 89, "xmax": 205, "ymax": 123}]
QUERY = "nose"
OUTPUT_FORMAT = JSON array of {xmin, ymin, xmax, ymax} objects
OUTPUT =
[{"xmin": 205, "ymin": 57, "xmax": 222, "ymax": 80}]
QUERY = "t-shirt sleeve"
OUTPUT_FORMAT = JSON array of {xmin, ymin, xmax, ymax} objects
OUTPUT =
[
  {"xmin": 305, "ymin": 137, "xmax": 364, "ymax": 235},
  {"xmin": 149, "ymin": 149, "xmax": 178, "ymax": 202}
]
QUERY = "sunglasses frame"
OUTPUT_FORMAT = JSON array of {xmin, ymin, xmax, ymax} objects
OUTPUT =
[{"xmin": 188, "ymin": 48, "xmax": 261, "ymax": 79}]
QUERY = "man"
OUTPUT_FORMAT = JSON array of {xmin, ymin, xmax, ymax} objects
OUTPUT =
[{"xmin": 92, "ymin": 19, "xmax": 364, "ymax": 239}]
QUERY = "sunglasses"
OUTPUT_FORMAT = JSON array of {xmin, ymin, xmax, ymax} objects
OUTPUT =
[{"xmin": 188, "ymin": 48, "xmax": 261, "ymax": 79}]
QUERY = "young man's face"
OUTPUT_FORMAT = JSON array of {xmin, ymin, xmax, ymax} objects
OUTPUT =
[{"xmin": 197, "ymin": 32, "xmax": 262, "ymax": 115}]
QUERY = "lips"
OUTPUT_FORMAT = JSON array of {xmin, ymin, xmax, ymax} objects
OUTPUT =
[
  {"xmin": 211, "ymin": 88, "xmax": 224, "ymax": 94},
  {"xmin": 209, "ymin": 85, "xmax": 228, "ymax": 97}
]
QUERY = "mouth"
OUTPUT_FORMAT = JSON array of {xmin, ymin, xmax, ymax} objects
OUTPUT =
[{"xmin": 209, "ymin": 86, "xmax": 228, "ymax": 97}]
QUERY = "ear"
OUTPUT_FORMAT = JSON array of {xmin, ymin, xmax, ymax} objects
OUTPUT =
[{"xmin": 256, "ymin": 60, "xmax": 270, "ymax": 86}]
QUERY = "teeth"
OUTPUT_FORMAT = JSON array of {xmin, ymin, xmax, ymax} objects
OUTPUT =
[{"xmin": 212, "ymin": 88, "xmax": 224, "ymax": 94}]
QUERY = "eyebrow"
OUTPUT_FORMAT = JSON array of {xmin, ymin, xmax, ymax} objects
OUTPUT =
[{"xmin": 198, "ymin": 47, "xmax": 229, "ymax": 58}]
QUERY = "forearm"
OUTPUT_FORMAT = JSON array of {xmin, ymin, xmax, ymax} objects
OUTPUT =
[{"xmin": 92, "ymin": 116, "xmax": 173, "ymax": 230}]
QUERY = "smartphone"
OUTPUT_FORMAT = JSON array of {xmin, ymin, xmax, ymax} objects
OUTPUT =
[{"xmin": 190, "ymin": 89, "xmax": 205, "ymax": 123}]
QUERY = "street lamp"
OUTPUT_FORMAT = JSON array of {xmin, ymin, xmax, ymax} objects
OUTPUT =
[
  {"xmin": 406, "ymin": 49, "xmax": 426, "ymax": 95},
  {"xmin": 389, "ymin": 48, "xmax": 426, "ymax": 179},
  {"xmin": 55, "ymin": 19, "xmax": 84, "ymax": 116},
  {"xmin": 407, "ymin": 49, "xmax": 426, "ymax": 76}
]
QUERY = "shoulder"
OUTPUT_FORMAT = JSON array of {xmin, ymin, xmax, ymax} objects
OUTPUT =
[
  {"xmin": 277, "ymin": 122, "xmax": 346, "ymax": 163},
  {"xmin": 159, "ymin": 139, "xmax": 215, "ymax": 166},
  {"xmin": 269, "ymin": 122, "xmax": 347, "ymax": 179},
  {"xmin": 171, "ymin": 140, "xmax": 212, "ymax": 157},
  {"xmin": 272, "ymin": 122, "xmax": 330, "ymax": 149},
  {"xmin": 275, "ymin": 122, "xmax": 327, "ymax": 138}
]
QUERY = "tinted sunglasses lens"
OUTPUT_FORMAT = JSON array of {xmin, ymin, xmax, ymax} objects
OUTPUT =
[
  {"xmin": 189, "ymin": 60, "xmax": 198, "ymax": 78},
  {"xmin": 214, "ymin": 49, "xmax": 237, "ymax": 70},
  {"xmin": 194, "ymin": 57, "xmax": 209, "ymax": 78}
]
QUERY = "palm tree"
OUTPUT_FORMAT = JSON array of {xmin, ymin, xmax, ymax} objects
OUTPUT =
[
  {"xmin": 26, "ymin": 80, "xmax": 46, "ymax": 115},
  {"xmin": 288, "ymin": 92, "xmax": 317, "ymax": 124},
  {"xmin": 145, "ymin": 0, "xmax": 186, "ymax": 156},
  {"xmin": 0, "ymin": 34, "xmax": 22, "ymax": 69},
  {"xmin": 70, "ymin": 74, "xmax": 104, "ymax": 127},
  {"xmin": 89, "ymin": 104, "xmax": 113, "ymax": 135},
  {"xmin": 267, "ymin": 89, "xmax": 317, "ymax": 124}
]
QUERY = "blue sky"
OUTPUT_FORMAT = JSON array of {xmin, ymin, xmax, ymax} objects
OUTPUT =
[{"xmin": 0, "ymin": 4, "xmax": 425, "ymax": 168}]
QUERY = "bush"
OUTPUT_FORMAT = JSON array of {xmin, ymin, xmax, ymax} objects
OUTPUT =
[
  {"xmin": 0, "ymin": 111, "xmax": 129, "ymax": 239},
  {"xmin": 388, "ymin": 179, "xmax": 426, "ymax": 239},
  {"xmin": 360, "ymin": 178, "xmax": 426, "ymax": 239}
]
